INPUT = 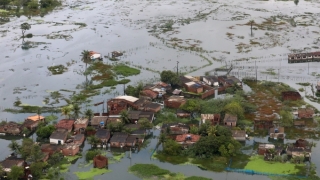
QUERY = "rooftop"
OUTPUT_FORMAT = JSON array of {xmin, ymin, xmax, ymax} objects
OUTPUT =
[
  {"xmin": 95, "ymin": 129, "xmax": 110, "ymax": 139},
  {"xmin": 50, "ymin": 129, "xmax": 68, "ymax": 140},
  {"xmin": 175, "ymin": 134, "xmax": 201, "ymax": 142},
  {"xmin": 114, "ymin": 96, "xmax": 139, "ymax": 103},
  {"xmin": 56, "ymin": 119, "xmax": 75, "ymax": 129},
  {"xmin": 167, "ymin": 96, "xmax": 186, "ymax": 102},
  {"xmin": 27, "ymin": 114, "xmax": 45, "ymax": 121},
  {"xmin": 0, "ymin": 156, "xmax": 24, "ymax": 169},
  {"xmin": 224, "ymin": 114, "xmax": 237, "ymax": 122},
  {"xmin": 232, "ymin": 130, "xmax": 246, "ymax": 137},
  {"xmin": 259, "ymin": 144, "xmax": 275, "ymax": 149}
]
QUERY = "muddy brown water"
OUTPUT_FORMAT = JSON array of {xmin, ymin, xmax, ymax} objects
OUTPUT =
[{"xmin": 1, "ymin": 0, "xmax": 320, "ymax": 179}]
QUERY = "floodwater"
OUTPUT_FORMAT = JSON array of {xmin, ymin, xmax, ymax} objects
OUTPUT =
[{"xmin": 1, "ymin": 0, "xmax": 320, "ymax": 179}]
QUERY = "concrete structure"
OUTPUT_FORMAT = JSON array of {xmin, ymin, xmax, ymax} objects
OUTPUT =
[
  {"xmin": 164, "ymin": 96, "xmax": 187, "ymax": 109},
  {"xmin": 95, "ymin": 129, "xmax": 111, "ymax": 144},
  {"xmin": 161, "ymin": 123, "xmax": 189, "ymax": 135},
  {"xmin": 269, "ymin": 127, "xmax": 285, "ymax": 139},
  {"xmin": 62, "ymin": 144, "xmax": 80, "ymax": 156},
  {"xmin": 258, "ymin": 144, "xmax": 275, "ymax": 155},
  {"xmin": 201, "ymin": 114, "xmax": 221, "ymax": 125},
  {"xmin": 298, "ymin": 108, "xmax": 314, "ymax": 119},
  {"xmin": 184, "ymin": 81, "xmax": 203, "ymax": 94},
  {"xmin": 231, "ymin": 130, "xmax": 246, "ymax": 141},
  {"xmin": 93, "ymin": 155, "xmax": 108, "ymax": 169}
]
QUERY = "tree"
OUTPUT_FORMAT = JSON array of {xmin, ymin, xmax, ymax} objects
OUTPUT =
[
  {"xmin": 219, "ymin": 145, "xmax": 229, "ymax": 157},
  {"xmin": 81, "ymin": 50, "xmax": 90, "ymax": 88},
  {"xmin": 30, "ymin": 162, "xmax": 46, "ymax": 179},
  {"xmin": 72, "ymin": 103, "xmax": 82, "ymax": 119},
  {"xmin": 158, "ymin": 133, "xmax": 167, "ymax": 147},
  {"xmin": 138, "ymin": 118, "xmax": 153, "ymax": 129},
  {"xmin": 120, "ymin": 110, "xmax": 130, "ymax": 124},
  {"xmin": 85, "ymin": 109, "xmax": 93, "ymax": 120},
  {"xmin": 61, "ymin": 106, "xmax": 71, "ymax": 119},
  {"xmin": 207, "ymin": 125, "xmax": 217, "ymax": 137},
  {"xmin": 0, "ymin": 164, "xmax": 3, "ymax": 177},
  {"xmin": 8, "ymin": 166, "xmax": 24, "ymax": 180},
  {"xmin": 180, "ymin": 99, "xmax": 201, "ymax": 116},
  {"xmin": 160, "ymin": 70, "xmax": 179, "ymax": 86},
  {"xmin": 20, "ymin": 22, "xmax": 31, "ymax": 38},
  {"xmin": 47, "ymin": 152, "xmax": 63, "ymax": 166},
  {"xmin": 28, "ymin": 144, "xmax": 45, "ymax": 163},
  {"xmin": 279, "ymin": 110, "xmax": 293, "ymax": 127},
  {"xmin": 20, "ymin": 138, "xmax": 34, "ymax": 160},
  {"xmin": 36, "ymin": 125, "xmax": 55, "ymax": 139},
  {"xmin": 249, "ymin": 20, "xmax": 255, "ymax": 36},
  {"xmin": 162, "ymin": 139, "xmax": 181, "ymax": 156},
  {"xmin": 125, "ymin": 83, "xmax": 143, "ymax": 97},
  {"xmin": 37, "ymin": 107, "xmax": 42, "ymax": 121},
  {"xmin": 190, "ymin": 126, "xmax": 199, "ymax": 134},
  {"xmin": 107, "ymin": 122, "xmax": 124, "ymax": 133},
  {"xmin": 8, "ymin": 140, "xmax": 21, "ymax": 154},
  {"xmin": 87, "ymin": 135, "xmax": 100, "ymax": 147},
  {"xmin": 294, "ymin": 0, "xmax": 299, "ymax": 5},
  {"xmin": 223, "ymin": 101, "xmax": 244, "ymax": 119}
]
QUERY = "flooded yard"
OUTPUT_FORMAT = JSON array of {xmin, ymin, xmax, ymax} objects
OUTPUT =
[{"xmin": 1, "ymin": 0, "xmax": 320, "ymax": 179}]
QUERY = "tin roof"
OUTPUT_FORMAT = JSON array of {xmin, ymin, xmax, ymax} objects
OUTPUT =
[
  {"xmin": 56, "ymin": 119, "xmax": 75, "ymax": 130},
  {"xmin": 50, "ymin": 129, "xmax": 68, "ymax": 140}
]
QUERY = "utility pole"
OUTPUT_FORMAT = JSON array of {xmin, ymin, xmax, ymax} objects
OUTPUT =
[
  {"xmin": 102, "ymin": 100, "xmax": 105, "ymax": 114},
  {"xmin": 176, "ymin": 61, "xmax": 179, "ymax": 76},
  {"xmin": 255, "ymin": 60, "xmax": 257, "ymax": 81},
  {"xmin": 278, "ymin": 68, "xmax": 280, "ymax": 83},
  {"xmin": 123, "ymin": 84, "xmax": 126, "ymax": 95}
]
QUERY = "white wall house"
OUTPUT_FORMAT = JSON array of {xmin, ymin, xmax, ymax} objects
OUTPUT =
[{"xmin": 49, "ymin": 129, "xmax": 68, "ymax": 145}]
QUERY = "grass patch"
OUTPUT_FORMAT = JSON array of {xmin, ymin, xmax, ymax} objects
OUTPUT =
[
  {"xmin": 230, "ymin": 154, "xmax": 250, "ymax": 169},
  {"xmin": 296, "ymin": 82, "xmax": 310, "ymax": 86},
  {"xmin": 129, "ymin": 164, "xmax": 170, "ymax": 178},
  {"xmin": 244, "ymin": 156, "xmax": 305, "ymax": 175},
  {"xmin": 74, "ymin": 168, "xmax": 111, "ymax": 180},
  {"xmin": 191, "ymin": 156, "xmax": 228, "ymax": 172},
  {"xmin": 113, "ymin": 64, "xmax": 140, "ymax": 77},
  {"xmin": 155, "ymin": 153, "xmax": 189, "ymax": 165},
  {"xmin": 185, "ymin": 176, "xmax": 211, "ymax": 180},
  {"xmin": 47, "ymin": 65, "xmax": 68, "ymax": 75}
]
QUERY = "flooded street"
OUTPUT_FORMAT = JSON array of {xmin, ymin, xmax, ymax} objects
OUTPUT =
[{"xmin": 1, "ymin": 0, "xmax": 320, "ymax": 179}]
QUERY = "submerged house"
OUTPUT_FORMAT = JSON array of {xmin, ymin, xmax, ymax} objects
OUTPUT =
[
  {"xmin": 286, "ymin": 139, "xmax": 312, "ymax": 160},
  {"xmin": 269, "ymin": 127, "xmax": 285, "ymax": 139},
  {"xmin": 0, "ymin": 155, "xmax": 25, "ymax": 173},
  {"xmin": 73, "ymin": 118, "xmax": 89, "ymax": 133},
  {"xmin": 298, "ymin": 108, "xmax": 314, "ymax": 119},
  {"xmin": 176, "ymin": 109, "xmax": 191, "ymax": 118},
  {"xmin": 95, "ymin": 129, "xmax": 111, "ymax": 144},
  {"xmin": 26, "ymin": 114, "xmax": 45, "ymax": 123},
  {"xmin": 110, "ymin": 132, "xmax": 128, "ymax": 148},
  {"xmin": 201, "ymin": 76, "xmax": 219, "ymax": 87},
  {"xmin": 231, "ymin": 130, "xmax": 246, "ymax": 141},
  {"xmin": 91, "ymin": 116, "xmax": 108, "ymax": 128},
  {"xmin": 223, "ymin": 114, "xmax": 237, "ymax": 127},
  {"xmin": 161, "ymin": 123, "xmax": 189, "ymax": 135},
  {"xmin": 175, "ymin": 134, "xmax": 201, "ymax": 148},
  {"xmin": 0, "ymin": 121, "xmax": 21, "ymax": 135},
  {"xmin": 55, "ymin": 119, "xmax": 75, "ymax": 132},
  {"xmin": 89, "ymin": 51, "xmax": 102, "ymax": 61},
  {"xmin": 258, "ymin": 144, "xmax": 276, "ymax": 155},
  {"xmin": 164, "ymin": 96, "xmax": 187, "ymax": 109},
  {"xmin": 184, "ymin": 82, "xmax": 203, "ymax": 94}
]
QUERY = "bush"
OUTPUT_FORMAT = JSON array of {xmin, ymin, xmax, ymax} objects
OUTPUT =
[
  {"xmin": 25, "ymin": 33, "xmax": 33, "ymax": 38},
  {"xmin": 129, "ymin": 164, "xmax": 170, "ymax": 178},
  {"xmin": 85, "ymin": 150, "xmax": 100, "ymax": 161}
]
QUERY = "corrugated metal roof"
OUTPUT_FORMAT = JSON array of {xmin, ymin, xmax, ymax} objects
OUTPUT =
[{"xmin": 115, "ymin": 96, "xmax": 139, "ymax": 103}]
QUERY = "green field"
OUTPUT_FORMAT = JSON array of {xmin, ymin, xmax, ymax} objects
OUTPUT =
[{"xmin": 74, "ymin": 168, "xmax": 111, "ymax": 180}]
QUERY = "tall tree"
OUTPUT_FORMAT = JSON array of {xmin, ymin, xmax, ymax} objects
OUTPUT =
[
  {"xmin": 7, "ymin": 166, "xmax": 24, "ymax": 180},
  {"xmin": 223, "ymin": 101, "xmax": 244, "ymax": 119},
  {"xmin": 30, "ymin": 162, "xmax": 46, "ymax": 179},
  {"xmin": 20, "ymin": 22, "xmax": 31, "ymax": 37},
  {"xmin": 279, "ymin": 110, "xmax": 293, "ymax": 127},
  {"xmin": 207, "ymin": 125, "xmax": 217, "ymax": 137},
  {"xmin": 180, "ymin": 99, "xmax": 201, "ymax": 117},
  {"xmin": 81, "ymin": 50, "xmax": 90, "ymax": 89},
  {"xmin": 28, "ymin": 144, "xmax": 45, "ymax": 163},
  {"xmin": 0, "ymin": 0, "xmax": 11, "ymax": 9},
  {"xmin": 20, "ymin": 138, "xmax": 34, "ymax": 160},
  {"xmin": 37, "ymin": 107, "xmax": 42, "ymax": 121},
  {"xmin": 138, "ymin": 118, "xmax": 153, "ymax": 129},
  {"xmin": 61, "ymin": 106, "xmax": 71, "ymax": 119},
  {"xmin": 120, "ymin": 110, "xmax": 130, "ymax": 124},
  {"xmin": 72, "ymin": 104, "xmax": 82, "ymax": 119},
  {"xmin": 294, "ymin": 0, "xmax": 299, "ymax": 5},
  {"xmin": 87, "ymin": 135, "xmax": 100, "ymax": 147}
]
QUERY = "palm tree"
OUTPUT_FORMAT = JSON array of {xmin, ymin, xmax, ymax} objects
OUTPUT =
[
  {"xmin": 72, "ymin": 104, "xmax": 82, "ymax": 119},
  {"xmin": 207, "ymin": 125, "xmax": 217, "ymax": 136},
  {"xmin": 120, "ymin": 110, "xmax": 130, "ymax": 124},
  {"xmin": 81, "ymin": 50, "xmax": 90, "ymax": 90},
  {"xmin": 85, "ymin": 109, "xmax": 93, "ymax": 120},
  {"xmin": 8, "ymin": 140, "xmax": 21, "ymax": 155},
  {"xmin": 61, "ymin": 106, "xmax": 71, "ymax": 119},
  {"xmin": 249, "ymin": 20, "xmax": 255, "ymax": 36},
  {"xmin": 294, "ymin": 0, "xmax": 299, "ymax": 6}
]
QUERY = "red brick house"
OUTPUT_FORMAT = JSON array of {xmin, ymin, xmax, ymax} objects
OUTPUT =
[
  {"xmin": 61, "ymin": 144, "xmax": 79, "ymax": 156},
  {"xmin": 201, "ymin": 114, "xmax": 220, "ymax": 125},
  {"xmin": 298, "ymin": 108, "xmax": 314, "ymax": 119},
  {"xmin": 161, "ymin": 123, "xmax": 189, "ymax": 135},
  {"xmin": 176, "ymin": 109, "xmax": 191, "ymax": 118},
  {"xmin": 140, "ymin": 89, "xmax": 158, "ymax": 99},
  {"xmin": 0, "ymin": 155, "xmax": 25, "ymax": 173},
  {"xmin": 91, "ymin": 116, "xmax": 108, "ymax": 128},
  {"xmin": 223, "ymin": 114, "xmax": 237, "ymax": 127},
  {"xmin": 56, "ymin": 119, "xmax": 75, "ymax": 132},
  {"xmin": 164, "ymin": 96, "xmax": 187, "ymax": 109},
  {"xmin": 282, "ymin": 91, "xmax": 302, "ymax": 101},
  {"xmin": 73, "ymin": 118, "xmax": 88, "ymax": 133},
  {"xmin": 254, "ymin": 119, "xmax": 274, "ymax": 130},
  {"xmin": 50, "ymin": 129, "xmax": 68, "ymax": 145},
  {"xmin": 21, "ymin": 119, "xmax": 39, "ymax": 131},
  {"xmin": 107, "ymin": 96, "xmax": 139, "ymax": 115}
]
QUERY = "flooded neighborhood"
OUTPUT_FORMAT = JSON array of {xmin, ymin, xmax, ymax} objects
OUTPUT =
[{"xmin": 1, "ymin": 0, "xmax": 320, "ymax": 179}]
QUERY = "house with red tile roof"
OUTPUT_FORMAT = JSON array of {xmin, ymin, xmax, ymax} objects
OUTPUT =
[{"xmin": 175, "ymin": 134, "xmax": 201, "ymax": 148}]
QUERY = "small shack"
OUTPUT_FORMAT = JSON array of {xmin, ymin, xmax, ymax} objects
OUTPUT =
[
  {"xmin": 269, "ymin": 127, "xmax": 285, "ymax": 140},
  {"xmin": 282, "ymin": 91, "xmax": 302, "ymax": 101},
  {"xmin": 231, "ymin": 130, "xmax": 246, "ymax": 141},
  {"xmin": 258, "ymin": 144, "xmax": 275, "ymax": 155},
  {"xmin": 93, "ymin": 155, "xmax": 108, "ymax": 169},
  {"xmin": 110, "ymin": 132, "xmax": 128, "ymax": 148}
]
